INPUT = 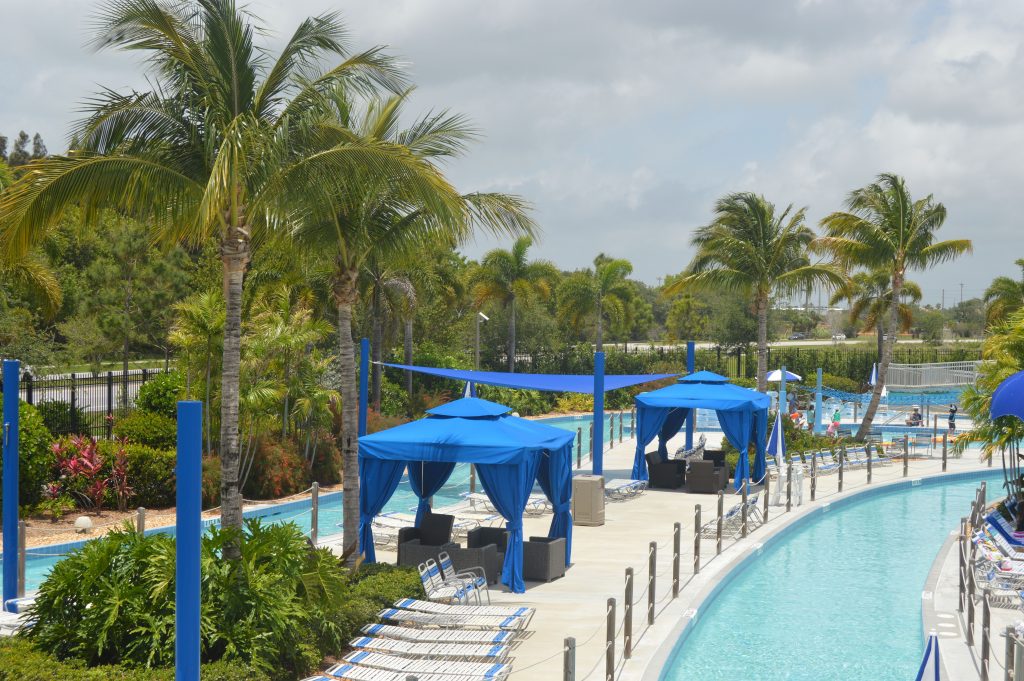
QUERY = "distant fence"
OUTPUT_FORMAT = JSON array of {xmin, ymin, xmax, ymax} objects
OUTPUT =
[
  {"xmin": 886, "ymin": 361, "xmax": 981, "ymax": 388},
  {"xmin": 1, "ymin": 369, "xmax": 170, "ymax": 439}
]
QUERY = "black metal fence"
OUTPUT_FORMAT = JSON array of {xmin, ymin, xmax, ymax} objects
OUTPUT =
[{"xmin": 2, "ymin": 369, "xmax": 170, "ymax": 439}]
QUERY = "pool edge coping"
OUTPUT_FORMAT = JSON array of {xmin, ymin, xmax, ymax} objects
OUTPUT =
[{"xmin": 638, "ymin": 464, "xmax": 994, "ymax": 681}]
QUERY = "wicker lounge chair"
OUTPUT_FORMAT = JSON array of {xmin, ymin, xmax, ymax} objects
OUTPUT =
[{"xmin": 685, "ymin": 460, "xmax": 727, "ymax": 494}]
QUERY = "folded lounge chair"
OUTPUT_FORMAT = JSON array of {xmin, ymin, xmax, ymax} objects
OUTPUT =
[
  {"xmin": 438, "ymin": 552, "xmax": 490, "ymax": 604},
  {"xmin": 349, "ymin": 636, "xmax": 510, "ymax": 661},
  {"xmin": 331, "ymin": 652, "xmax": 511, "ymax": 679},
  {"xmin": 377, "ymin": 607, "xmax": 530, "ymax": 631},
  {"xmin": 360, "ymin": 623, "xmax": 518, "ymax": 647},
  {"xmin": 418, "ymin": 562, "xmax": 476, "ymax": 605}
]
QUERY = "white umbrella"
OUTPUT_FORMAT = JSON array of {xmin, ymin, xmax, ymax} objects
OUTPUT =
[
  {"xmin": 914, "ymin": 632, "xmax": 940, "ymax": 681},
  {"xmin": 767, "ymin": 410, "xmax": 786, "ymax": 461},
  {"xmin": 766, "ymin": 369, "xmax": 802, "ymax": 382},
  {"xmin": 868, "ymin": 363, "xmax": 878, "ymax": 386}
]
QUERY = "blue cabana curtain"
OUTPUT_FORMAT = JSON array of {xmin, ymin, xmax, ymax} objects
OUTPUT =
[
  {"xmin": 476, "ymin": 454, "xmax": 543, "ymax": 593},
  {"xmin": 358, "ymin": 457, "xmax": 408, "ymax": 562},
  {"xmin": 631, "ymin": 407, "xmax": 688, "ymax": 480},
  {"xmin": 408, "ymin": 461, "xmax": 457, "ymax": 526},
  {"xmin": 536, "ymin": 443, "xmax": 573, "ymax": 566},
  {"xmin": 718, "ymin": 410, "xmax": 752, "ymax": 491},
  {"xmin": 752, "ymin": 410, "xmax": 768, "ymax": 483},
  {"xmin": 657, "ymin": 408, "xmax": 690, "ymax": 458}
]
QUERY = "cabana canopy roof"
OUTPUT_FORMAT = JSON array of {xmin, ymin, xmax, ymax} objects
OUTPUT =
[
  {"xmin": 634, "ymin": 379, "xmax": 771, "ymax": 412},
  {"xmin": 381, "ymin": 363, "xmax": 675, "ymax": 393},
  {"xmin": 357, "ymin": 397, "xmax": 575, "ymax": 593}
]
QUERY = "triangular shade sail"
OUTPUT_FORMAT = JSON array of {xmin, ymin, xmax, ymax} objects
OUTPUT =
[{"xmin": 382, "ymin": 363, "xmax": 675, "ymax": 393}]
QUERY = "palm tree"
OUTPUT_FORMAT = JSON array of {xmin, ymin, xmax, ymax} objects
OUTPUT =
[
  {"xmin": 830, "ymin": 268, "xmax": 922, "ymax": 360},
  {"xmin": 984, "ymin": 259, "xmax": 1024, "ymax": 326},
  {"xmin": 0, "ymin": 0, "xmax": 440, "ymax": 554},
  {"xmin": 291, "ymin": 91, "xmax": 534, "ymax": 553},
  {"xmin": 557, "ymin": 254, "xmax": 633, "ymax": 351},
  {"xmin": 472, "ymin": 236, "xmax": 558, "ymax": 371},
  {"xmin": 361, "ymin": 255, "xmax": 417, "ymax": 412},
  {"xmin": 169, "ymin": 291, "xmax": 225, "ymax": 457},
  {"xmin": 666, "ymin": 192, "xmax": 843, "ymax": 392},
  {"xmin": 817, "ymin": 173, "xmax": 972, "ymax": 439}
]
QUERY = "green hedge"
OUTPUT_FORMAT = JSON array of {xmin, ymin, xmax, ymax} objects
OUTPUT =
[
  {"xmin": 0, "ymin": 402, "xmax": 53, "ymax": 508},
  {"xmin": 134, "ymin": 371, "xmax": 184, "ymax": 420},
  {"xmin": 0, "ymin": 637, "xmax": 266, "ymax": 680},
  {"xmin": 113, "ymin": 411, "xmax": 177, "ymax": 449},
  {"xmin": 96, "ymin": 441, "xmax": 177, "ymax": 508}
]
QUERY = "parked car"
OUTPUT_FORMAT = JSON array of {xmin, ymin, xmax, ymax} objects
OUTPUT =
[
  {"xmin": 788, "ymin": 332, "xmax": 806, "ymax": 340},
  {"xmin": 831, "ymin": 333, "xmax": 846, "ymax": 341}
]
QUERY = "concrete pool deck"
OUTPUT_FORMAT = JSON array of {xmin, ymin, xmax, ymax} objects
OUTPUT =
[{"xmin": 365, "ymin": 431, "xmax": 992, "ymax": 680}]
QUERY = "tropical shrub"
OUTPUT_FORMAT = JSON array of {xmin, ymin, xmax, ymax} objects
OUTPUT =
[
  {"xmin": 365, "ymin": 409, "xmax": 410, "ymax": 434},
  {"xmin": 0, "ymin": 402, "xmax": 54, "ymax": 507},
  {"xmin": 378, "ymin": 375, "xmax": 407, "ymax": 416},
  {"xmin": 34, "ymin": 400, "xmax": 89, "ymax": 437},
  {"xmin": 49, "ymin": 436, "xmax": 112, "ymax": 509},
  {"xmin": 134, "ymin": 371, "xmax": 184, "ymax": 420},
  {"xmin": 475, "ymin": 385, "xmax": 553, "ymax": 415},
  {"xmin": 202, "ymin": 454, "xmax": 221, "ymax": 508},
  {"xmin": 242, "ymin": 436, "xmax": 309, "ymax": 499},
  {"xmin": 820, "ymin": 373, "xmax": 861, "ymax": 394},
  {"xmin": 309, "ymin": 432, "xmax": 343, "ymax": 485},
  {"xmin": 96, "ymin": 440, "xmax": 177, "ymax": 508},
  {"xmin": 25, "ymin": 521, "xmax": 421, "ymax": 678},
  {"xmin": 554, "ymin": 392, "xmax": 592, "ymax": 413},
  {"xmin": 0, "ymin": 637, "xmax": 268, "ymax": 681},
  {"xmin": 113, "ymin": 411, "xmax": 177, "ymax": 449}
]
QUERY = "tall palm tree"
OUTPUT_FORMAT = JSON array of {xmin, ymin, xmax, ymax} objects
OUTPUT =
[
  {"xmin": 291, "ymin": 91, "xmax": 534, "ymax": 553},
  {"xmin": 169, "ymin": 291, "xmax": 225, "ymax": 457},
  {"xmin": 984, "ymin": 259, "xmax": 1024, "ymax": 326},
  {"xmin": 830, "ymin": 268, "xmax": 922, "ymax": 360},
  {"xmin": 361, "ymin": 255, "xmax": 416, "ymax": 412},
  {"xmin": 817, "ymin": 173, "xmax": 972, "ymax": 439},
  {"xmin": 557, "ymin": 254, "xmax": 633, "ymax": 351},
  {"xmin": 666, "ymin": 192, "xmax": 843, "ymax": 392},
  {"xmin": 472, "ymin": 236, "xmax": 558, "ymax": 371},
  {"xmin": 0, "ymin": 0, "xmax": 442, "ymax": 554}
]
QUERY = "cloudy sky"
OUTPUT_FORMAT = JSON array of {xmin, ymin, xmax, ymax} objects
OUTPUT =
[{"xmin": 3, "ymin": 0, "xmax": 1020, "ymax": 305}]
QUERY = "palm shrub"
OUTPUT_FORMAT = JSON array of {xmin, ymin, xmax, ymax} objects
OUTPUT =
[{"xmin": 26, "ymin": 520, "xmax": 417, "ymax": 677}]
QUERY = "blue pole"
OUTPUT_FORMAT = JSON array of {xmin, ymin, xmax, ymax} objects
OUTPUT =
[
  {"xmin": 685, "ymin": 341, "xmax": 695, "ymax": 449},
  {"xmin": 592, "ymin": 352, "xmax": 605, "ymax": 476},
  {"xmin": 175, "ymin": 401, "xmax": 202, "ymax": 681},
  {"xmin": 780, "ymin": 364, "xmax": 787, "ymax": 418},
  {"xmin": 815, "ymin": 368, "xmax": 823, "ymax": 433},
  {"xmin": 2, "ymin": 360, "xmax": 19, "ymax": 613},
  {"xmin": 358, "ymin": 338, "xmax": 369, "ymax": 437}
]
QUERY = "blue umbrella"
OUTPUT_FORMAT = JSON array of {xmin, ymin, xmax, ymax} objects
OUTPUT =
[
  {"xmin": 992, "ymin": 369, "xmax": 1024, "ymax": 421},
  {"xmin": 914, "ymin": 632, "xmax": 940, "ymax": 681},
  {"xmin": 868, "ymin": 363, "xmax": 878, "ymax": 387},
  {"xmin": 767, "ymin": 410, "xmax": 786, "ymax": 462}
]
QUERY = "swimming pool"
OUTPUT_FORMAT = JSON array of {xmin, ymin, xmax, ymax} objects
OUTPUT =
[{"xmin": 659, "ymin": 469, "xmax": 998, "ymax": 681}]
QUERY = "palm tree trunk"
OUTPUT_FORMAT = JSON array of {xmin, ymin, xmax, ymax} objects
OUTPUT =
[
  {"xmin": 857, "ymin": 273, "xmax": 903, "ymax": 440},
  {"xmin": 876, "ymin": 325, "xmax": 883, "ymax": 362},
  {"xmin": 371, "ymin": 286, "xmax": 383, "ymax": 412},
  {"xmin": 334, "ymin": 267, "xmax": 360, "ymax": 555},
  {"xmin": 219, "ymin": 239, "xmax": 249, "ymax": 560},
  {"xmin": 508, "ymin": 296, "xmax": 516, "ymax": 373},
  {"xmin": 404, "ymin": 317, "xmax": 413, "ymax": 416},
  {"xmin": 755, "ymin": 294, "xmax": 769, "ymax": 393}
]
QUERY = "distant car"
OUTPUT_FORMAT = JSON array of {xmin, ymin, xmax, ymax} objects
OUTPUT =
[
  {"xmin": 788, "ymin": 332, "xmax": 806, "ymax": 340},
  {"xmin": 831, "ymin": 333, "xmax": 846, "ymax": 341}
]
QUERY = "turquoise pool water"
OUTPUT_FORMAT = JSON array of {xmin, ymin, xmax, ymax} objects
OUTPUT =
[{"xmin": 661, "ymin": 470, "xmax": 999, "ymax": 681}]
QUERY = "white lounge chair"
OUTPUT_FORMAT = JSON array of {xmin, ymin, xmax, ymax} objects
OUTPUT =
[
  {"xmin": 605, "ymin": 478, "xmax": 646, "ymax": 501},
  {"xmin": 360, "ymin": 623, "xmax": 519, "ymax": 647},
  {"xmin": 438, "ymin": 552, "xmax": 490, "ymax": 604},
  {"xmin": 464, "ymin": 493, "xmax": 550, "ymax": 517},
  {"xmin": 314, "ymin": 664, "xmax": 495, "ymax": 681},
  {"xmin": 331, "ymin": 652, "xmax": 511, "ymax": 679},
  {"xmin": 392, "ymin": 598, "xmax": 533, "ymax": 621},
  {"xmin": 349, "ymin": 636, "xmax": 510, "ymax": 661},
  {"xmin": 418, "ymin": 562, "xmax": 475, "ymax": 605},
  {"xmin": 377, "ymin": 607, "xmax": 530, "ymax": 631}
]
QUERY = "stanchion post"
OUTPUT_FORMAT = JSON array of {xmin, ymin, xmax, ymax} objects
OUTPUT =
[
  {"xmin": 623, "ymin": 568, "xmax": 633, "ymax": 659},
  {"xmin": 959, "ymin": 516, "xmax": 967, "ymax": 613},
  {"xmin": 136, "ymin": 507, "xmax": 146, "ymax": 535},
  {"xmin": 311, "ymin": 482, "xmax": 319, "ymax": 546},
  {"xmin": 968, "ymin": 558, "xmax": 977, "ymax": 646},
  {"xmin": 619, "ymin": 412, "xmax": 623, "ymax": 444},
  {"xmin": 564, "ymin": 637, "xmax": 576, "ymax": 681},
  {"xmin": 741, "ymin": 483, "xmax": 748, "ymax": 538},
  {"xmin": 838, "ymin": 449, "xmax": 844, "ymax": 493},
  {"xmin": 648, "ymin": 542, "xmax": 657, "ymax": 625},
  {"xmin": 576, "ymin": 428, "xmax": 582, "ymax": 469},
  {"xmin": 609, "ymin": 414, "xmax": 614, "ymax": 451},
  {"xmin": 811, "ymin": 454, "xmax": 817, "ymax": 501},
  {"xmin": 470, "ymin": 465, "xmax": 476, "ymax": 493},
  {"xmin": 631, "ymin": 407, "xmax": 636, "ymax": 438},
  {"xmin": 693, "ymin": 507, "xmax": 700, "ymax": 575},
  {"xmin": 903, "ymin": 442, "xmax": 909, "ymax": 478},
  {"xmin": 17, "ymin": 520, "xmax": 25, "ymax": 598},
  {"xmin": 175, "ymin": 400, "xmax": 202, "ymax": 681},
  {"xmin": 606, "ymin": 598, "xmax": 615, "ymax": 681},
  {"xmin": 763, "ymin": 475, "xmax": 769, "ymax": 523},
  {"xmin": 943, "ymin": 433, "xmax": 948, "ymax": 472},
  {"xmin": 673, "ymin": 522, "xmax": 681, "ymax": 597},
  {"xmin": 716, "ymin": 491, "xmax": 723, "ymax": 555},
  {"xmin": 1003, "ymin": 626, "xmax": 1013, "ymax": 681},
  {"xmin": 589, "ymin": 423, "xmax": 594, "ymax": 459},
  {"xmin": 983, "ymin": 587, "xmax": 991, "ymax": 681},
  {"xmin": 786, "ymin": 462, "xmax": 793, "ymax": 513}
]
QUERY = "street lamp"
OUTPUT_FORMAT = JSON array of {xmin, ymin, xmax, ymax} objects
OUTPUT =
[{"xmin": 475, "ymin": 311, "xmax": 489, "ymax": 370}]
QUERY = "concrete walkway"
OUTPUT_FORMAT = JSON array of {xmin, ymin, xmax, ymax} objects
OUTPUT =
[{"xmin": 378, "ymin": 431, "xmax": 992, "ymax": 680}]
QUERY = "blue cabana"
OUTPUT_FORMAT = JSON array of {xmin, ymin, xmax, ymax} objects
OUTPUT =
[
  {"xmin": 631, "ymin": 371, "xmax": 770, "ymax": 490},
  {"xmin": 357, "ymin": 397, "xmax": 575, "ymax": 593}
]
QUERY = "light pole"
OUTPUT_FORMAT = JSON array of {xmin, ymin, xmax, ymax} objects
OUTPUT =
[{"xmin": 475, "ymin": 311, "xmax": 489, "ymax": 370}]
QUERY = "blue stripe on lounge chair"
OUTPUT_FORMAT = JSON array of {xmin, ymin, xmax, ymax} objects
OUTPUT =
[
  {"xmin": 514, "ymin": 607, "xmax": 528, "ymax": 617},
  {"xmin": 396, "ymin": 598, "xmax": 413, "ymax": 608},
  {"xmin": 365, "ymin": 623, "xmax": 382, "ymax": 634},
  {"xmin": 485, "ymin": 663, "xmax": 505, "ymax": 678},
  {"xmin": 487, "ymin": 644, "xmax": 503, "ymax": 658},
  {"xmin": 353, "ymin": 637, "xmax": 371, "ymax": 646},
  {"xmin": 327, "ymin": 664, "xmax": 349, "ymax": 674},
  {"xmin": 381, "ymin": 608, "xmax": 398, "ymax": 618},
  {"xmin": 495, "ymin": 631, "xmax": 511, "ymax": 642},
  {"xmin": 500, "ymin": 616, "xmax": 515, "ymax": 627},
  {"xmin": 350, "ymin": 651, "xmax": 369, "ymax": 663}
]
